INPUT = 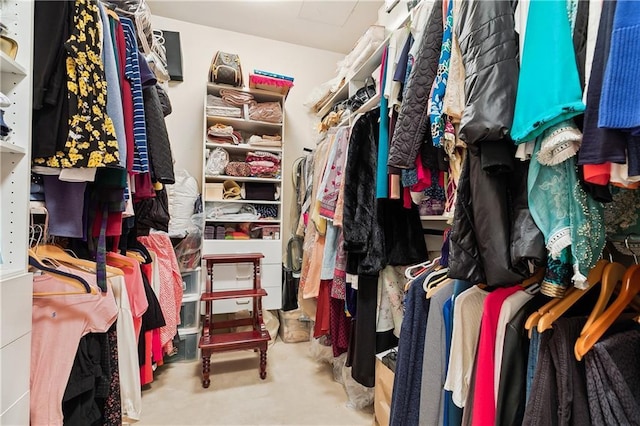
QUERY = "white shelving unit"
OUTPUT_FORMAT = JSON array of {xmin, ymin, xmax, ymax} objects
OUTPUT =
[
  {"xmin": 0, "ymin": 1, "xmax": 34, "ymax": 424},
  {"xmin": 201, "ymin": 83, "xmax": 285, "ymax": 313}
]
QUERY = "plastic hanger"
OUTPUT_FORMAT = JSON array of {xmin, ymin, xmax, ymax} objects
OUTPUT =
[
  {"xmin": 406, "ymin": 257, "xmax": 440, "ymax": 280},
  {"xmin": 29, "ymin": 250, "xmax": 95, "ymax": 295},
  {"xmin": 574, "ymin": 264, "xmax": 640, "ymax": 360},
  {"xmin": 422, "ymin": 267, "xmax": 449, "ymax": 293},
  {"xmin": 579, "ymin": 262, "xmax": 626, "ymax": 335},
  {"xmin": 536, "ymin": 259, "xmax": 609, "ymax": 333},
  {"xmin": 34, "ymin": 244, "xmax": 124, "ymax": 276}
]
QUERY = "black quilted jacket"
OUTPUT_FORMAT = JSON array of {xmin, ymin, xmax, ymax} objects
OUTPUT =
[
  {"xmin": 387, "ymin": 0, "xmax": 443, "ymax": 172},
  {"xmin": 448, "ymin": 1, "xmax": 546, "ymax": 286}
]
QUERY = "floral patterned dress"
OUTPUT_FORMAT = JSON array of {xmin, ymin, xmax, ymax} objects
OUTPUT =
[{"xmin": 34, "ymin": 0, "xmax": 119, "ymax": 168}]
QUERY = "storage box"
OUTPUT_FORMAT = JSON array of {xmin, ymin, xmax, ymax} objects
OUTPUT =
[
  {"xmin": 249, "ymin": 74, "xmax": 293, "ymax": 96},
  {"xmin": 277, "ymin": 309, "xmax": 312, "ymax": 343},
  {"xmin": 204, "ymin": 183, "xmax": 223, "ymax": 201},
  {"xmin": 179, "ymin": 294, "xmax": 200, "ymax": 330},
  {"xmin": 165, "ymin": 327, "xmax": 200, "ymax": 363},
  {"xmin": 374, "ymin": 349, "xmax": 396, "ymax": 426},
  {"xmin": 181, "ymin": 268, "xmax": 201, "ymax": 296}
]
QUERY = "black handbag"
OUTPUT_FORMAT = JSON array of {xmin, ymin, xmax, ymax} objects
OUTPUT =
[
  {"xmin": 348, "ymin": 77, "xmax": 377, "ymax": 111},
  {"xmin": 209, "ymin": 51, "xmax": 243, "ymax": 87}
]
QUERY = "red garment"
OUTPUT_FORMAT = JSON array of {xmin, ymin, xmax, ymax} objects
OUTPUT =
[
  {"xmin": 133, "ymin": 172, "xmax": 155, "ymax": 201},
  {"xmin": 152, "ymin": 328, "xmax": 163, "ymax": 365},
  {"xmin": 137, "ymin": 234, "xmax": 183, "ymax": 349},
  {"xmin": 93, "ymin": 209, "xmax": 123, "ymax": 237},
  {"xmin": 107, "ymin": 252, "xmax": 148, "ymax": 340},
  {"xmin": 313, "ymin": 279, "xmax": 332, "ymax": 338},
  {"xmin": 330, "ymin": 297, "xmax": 350, "ymax": 357},
  {"xmin": 583, "ymin": 163, "xmax": 611, "ymax": 185},
  {"xmin": 140, "ymin": 330, "xmax": 153, "ymax": 385},
  {"xmin": 470, "ymin": 285, "xmax": 521, "ymax": 426},
  {"xmin": 113, "ymin": 18, "xmax": 134, "ymax": 173}
]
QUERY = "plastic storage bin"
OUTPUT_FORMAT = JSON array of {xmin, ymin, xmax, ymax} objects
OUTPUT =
[
  {"xmin": 278, "ymin": 309, "xmax": 312, "ymax": 343},
  {"xmin": 179, "ymin": 294, "xmax": 200, "ymax": 330},
  {"xmin": 165, "ymin": 327, "xmax": 200, "ymax": 363},
  {"xmin": 181, "ymin": 268, "xmax": 201, "ymax": 296}
]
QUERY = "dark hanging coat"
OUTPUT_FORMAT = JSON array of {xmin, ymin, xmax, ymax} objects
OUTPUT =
[{"xmin": 448, "ymin": 0, "xmax": 545, "ymax": 286}]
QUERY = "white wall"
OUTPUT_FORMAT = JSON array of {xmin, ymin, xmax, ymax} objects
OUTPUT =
[{"xmin": 151, "ymin": 15, "xmax": 343, "ymax": 252}]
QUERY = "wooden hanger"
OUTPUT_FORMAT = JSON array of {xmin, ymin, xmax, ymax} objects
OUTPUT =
[
  {"xmin": 29, "ymin": 250, "xmax": 95, "ymax": 295},
  {"xmin": 521, "ymin": 267, "xmax": 546, "ymax": 288},
  {"xmin": 575, "ymin": 264, "xmax": 640, "ymax": 360},
  {"xmin": 426, "ymin": 276, "xmax": 453, "ymax": 299},
  {"xmin": 536, "ymin": 259, "xmax": 609, "ymax": 333},
  {"xmin": 35, "ymin": 244, "xmax": 124, "ymax": 276},
  {"xmin": 125, "ymin": 250, "xmax": 145, "ymax": 263},
  {"xmin": 579, "ymin": 262, "xmax": 626, "ymax": 335}
]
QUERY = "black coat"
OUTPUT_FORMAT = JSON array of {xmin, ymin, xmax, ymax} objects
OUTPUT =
[
  {"xmin": 343, "ymin": 110, "xmax": 427, "ymax": 276},
  {"xmin": 448, "ymin": 1, "xmax": 545, "ymax": 286},
  {"xmin": 387, "ymin": 0, "xmax": 443, "ymax": 172}
]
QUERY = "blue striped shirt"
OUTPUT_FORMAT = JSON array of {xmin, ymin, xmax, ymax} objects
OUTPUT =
[{"xmin": 121, "ymin": 18, "xmax": 150, "ymax": 174}]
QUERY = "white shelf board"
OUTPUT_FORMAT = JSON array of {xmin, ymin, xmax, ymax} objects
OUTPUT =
[
  {"xmin": 0, "ymin": 141, "xmax": 26, "ymax": 155},
  {"xmin": 315, "ymin": 36, "xmax": 390, "ymax": 118},
  {"xmin": 205, "ymin": 218, "xmax": 281, "ymax": 224},
  {"xmin": 0, "ymin": 267, "xmax": 27, "ymax": 281},
  {"xmin": 0, "ymin": 52, "xmax": 27, "ymax": 75},
  {"xmin": 205, "ymin": 199, "xmax": 280, "ymax": 205},
  {"xmin": 354, "ymin": 93, "xmax": 381, "ymax": 115},
  {"xmin": 206, "ymin": 114, "xmax": 282, "ymax": 133},
  {"xmin": 207, "ymin": 83, "xmax": 284, "ymax": 102},
  {"xmin": 205, "ymin": 175, "xmax": 281, "ymax": 183},
  {"xmin": 420, "ymin": 215, "xmax": 449, "ymax": 221},
  {"xmin": 315, "ymin": 83, "xmax": 349, "ymax": 118},
  {"xmin": 205, "ymin": 142, "xmax": 282, "ymax": 154}
]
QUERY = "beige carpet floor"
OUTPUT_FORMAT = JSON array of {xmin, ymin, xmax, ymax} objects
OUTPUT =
[{"xmin": 138, "ymin": 339, "xmax": 374, "ymax": 425}]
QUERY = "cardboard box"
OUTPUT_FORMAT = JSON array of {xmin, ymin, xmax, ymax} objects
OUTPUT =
[{"xmin": 374, "ymin": 349, "xmax": 396, "ymax": 426}]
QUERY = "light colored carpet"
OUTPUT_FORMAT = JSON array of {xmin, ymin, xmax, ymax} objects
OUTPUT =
[{"xmin": 138, "ymin": 339, "xmax": 374, "ymax": 425}]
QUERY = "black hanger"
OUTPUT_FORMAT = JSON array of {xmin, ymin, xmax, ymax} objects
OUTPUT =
[{"xmin": 29, "ymin": 255, "xmax": 92, "ymax": 293}]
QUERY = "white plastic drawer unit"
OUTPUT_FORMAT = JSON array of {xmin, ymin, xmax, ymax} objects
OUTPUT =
[
  {"xmin": 165, "ymin": 327, "xmax": 200, "ymax": 363},
  {"xmin": 179, "ymin": 294, "xmax": 200, "ymax": 330},
  {"xmin": 181, "ymin": 268, "xmax": 201, "ymax": 296}
]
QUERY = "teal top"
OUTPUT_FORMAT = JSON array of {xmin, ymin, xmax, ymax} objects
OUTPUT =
[
  {"xmin": 377, "ymin": 45, "xmax": 390, "ymax": 199},
  {"xmin": 527, "ymin": 133, "xmax": 605, "ymax": 290},
  {"xmin": 511, "ymin": 0, "xmax": 585, "ymax": 143}
]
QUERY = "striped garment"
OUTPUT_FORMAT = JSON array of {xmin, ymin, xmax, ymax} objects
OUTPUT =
[{"xmin": 121, "ymin": 18, "xmax": 150, "ymax": 174}]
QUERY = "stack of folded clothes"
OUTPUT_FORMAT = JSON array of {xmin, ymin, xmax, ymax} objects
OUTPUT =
[
  {"xmin": 248, "ymin": 134, "xmax": 282, "ymax": 147},
  {"xmin": 219, "ymin": 89, "xmax": 256, "ymax": 107},
  {"xmin": 206, "ymin": 94, "xmax": 242, "ymax": 118},
  {"xmin": 207, "ymin": 123, "xmax": 242, "ymax": 145},
  {"xmin": 206, "ymin": 202, "xmax": 259, "ymax": 221},
  {"xmin": 246, "ymin": 151, "xmax": 281, "ymax": 178}
]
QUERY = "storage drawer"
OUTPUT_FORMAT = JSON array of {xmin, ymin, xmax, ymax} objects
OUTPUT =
[
  {"xmin": 1, "ymin": 332, "xmax": 30, "ymax": 414},
  {"xmin": 207, "ymin": 263, "xmax": 255, "ymax": 291},
  {"xmin": 181, "ymin": 268, "xmax": 201, "ymax": 296},
  {"xmin": 203, "ymin": 239, "xmax": 282, "ymax": 265},
  {"xmin": 179, "ymin": 295, "xmax": 200, "ymax": 330},
  {"xmin": 1, "ymin": 273, "xmax": 33, "ymax": 348},
  {"xmin": 165, "ymin": 327, "xmax": 200, "ymax": 363},
  {"xmin": 211, "ymin": 284, "xmax": 282, "ymax": 314},
  {"xmin": 0, "ymin": 391, "xmax": 29, "ymax": 426}
]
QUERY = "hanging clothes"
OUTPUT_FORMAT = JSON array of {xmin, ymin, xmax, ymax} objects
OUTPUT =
[{"xmin": 33, "ymin": 0, "xmax": 120, "ymax": 169}]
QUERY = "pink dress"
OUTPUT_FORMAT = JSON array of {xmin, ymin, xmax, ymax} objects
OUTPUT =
[{"xmin": 31, "ymin": 270, "xmax": 118, "ymax": 425}]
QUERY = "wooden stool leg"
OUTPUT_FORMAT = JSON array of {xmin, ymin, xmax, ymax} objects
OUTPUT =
[
  {"xmin": 259, "ymin": 347, "xmax": 267, "ymax": 380},
  {"xmin": 202, "ymin": 352, "xmax": 211, "ymax": 388}
]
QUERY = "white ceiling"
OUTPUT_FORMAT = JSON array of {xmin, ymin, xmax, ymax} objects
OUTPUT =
[{"xmin": 146, "ymin": 0, "xmax": 383, "ymax": 53}]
